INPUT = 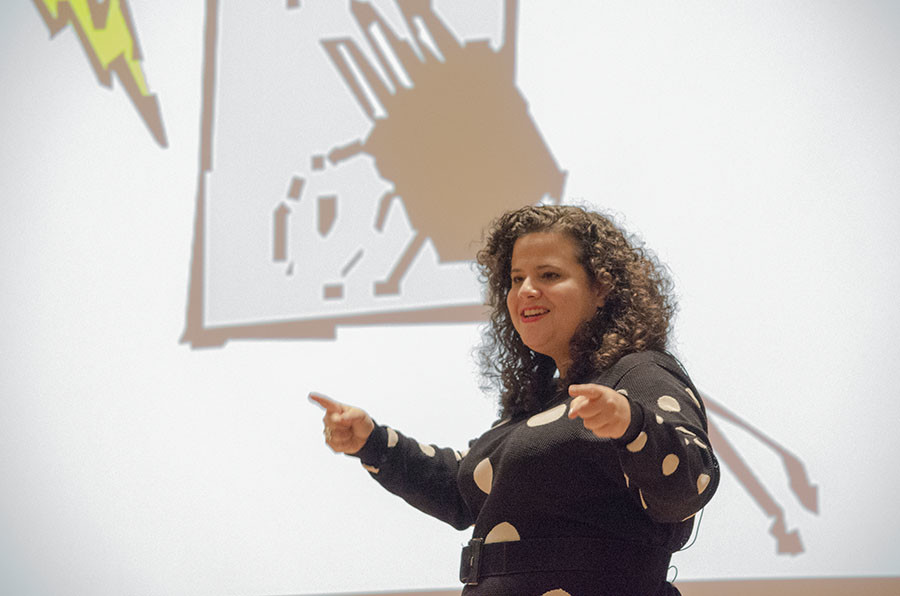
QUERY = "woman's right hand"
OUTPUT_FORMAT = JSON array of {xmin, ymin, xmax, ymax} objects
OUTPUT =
[{"xmin": 308, "ymin": 392, "xmax": 375, "ymax": 455}]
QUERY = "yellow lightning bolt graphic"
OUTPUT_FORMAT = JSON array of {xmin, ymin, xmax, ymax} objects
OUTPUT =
[{"xmin": 33, "ymin": 0, "xmax": 167, "ymax": 147}]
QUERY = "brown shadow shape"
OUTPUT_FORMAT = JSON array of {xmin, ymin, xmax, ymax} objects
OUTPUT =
[
  {"xmin": 703, "ymin": 391, "xmax": 818, "ymax": 555},
  {"xmin": 321, "ymin": 0, "xmax": 566, "ymax": 294}
]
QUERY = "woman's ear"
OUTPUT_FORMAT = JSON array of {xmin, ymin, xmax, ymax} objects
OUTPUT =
[
  {"xmin": 593, "ymin": 270, "xmax": 613, "ymax": 308},
  {"xmin": 594, "ymin": 282, "xmax": 612, "ymax": 309}
]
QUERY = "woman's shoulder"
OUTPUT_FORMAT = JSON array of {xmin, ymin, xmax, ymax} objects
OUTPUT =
[
  {"xmin": 596, "ymin": 349, "xmax": 688, "ymax": 386},
  {"xmin": 606, "ymin": 348, "xmax": 670, "ymax": 371}
]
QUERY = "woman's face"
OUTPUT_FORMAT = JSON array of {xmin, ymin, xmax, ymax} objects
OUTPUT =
[{"xmin": 506, "ymin": 231, "xmax": 608, "ymax": 376}]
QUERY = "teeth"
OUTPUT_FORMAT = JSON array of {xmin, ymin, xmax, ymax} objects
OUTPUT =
[{"xmin": 523, "ymin": 308, "xmax": 548, "ymax": 317}]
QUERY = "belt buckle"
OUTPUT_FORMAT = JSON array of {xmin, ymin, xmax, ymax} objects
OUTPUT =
[{"xmin": 463, "ymin": 537, "xmax": 484, "ymax": 586}]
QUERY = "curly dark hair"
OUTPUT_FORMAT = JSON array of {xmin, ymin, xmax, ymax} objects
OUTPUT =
[{"xmin": 476, "ymin": 204, "xmax": 677, "ymax": 417}]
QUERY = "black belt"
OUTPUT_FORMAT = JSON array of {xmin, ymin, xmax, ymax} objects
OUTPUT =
[{"xmin": 459, "ymin": 536, "xmax": 671, "ymax": 586}]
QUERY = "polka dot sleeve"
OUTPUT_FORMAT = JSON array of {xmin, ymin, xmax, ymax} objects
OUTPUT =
[
  {"xmin": 612, "ymin": 361, "xmax": 720, "ymax": 524},
  {"xmin": 349, "ymin": 420, "xmax": 475, "ymax": 530}
]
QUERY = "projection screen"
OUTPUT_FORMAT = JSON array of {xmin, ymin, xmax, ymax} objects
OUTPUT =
[{"xmin": 2, "ymin": 1, "xmax": 900, "ymax": 595}]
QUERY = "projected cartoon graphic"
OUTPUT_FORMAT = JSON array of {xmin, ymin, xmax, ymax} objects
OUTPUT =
[
  {"xmin": 32, "ymin": 0, "xmax": 167, "ymax": 147},
  {"xmin": 177, "ymin": 0, "xmax": 817, "ymax": 557},
  {"xmin": 182, "ymin": 0, "xmax": 563, "ymax": 346},
  {"xmin": 318, "ymin": 0, "xmax": 565, "ymax": 295}
]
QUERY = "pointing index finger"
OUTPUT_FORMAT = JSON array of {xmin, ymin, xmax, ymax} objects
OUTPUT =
[
  {"xmin": 308, "ymin": 392, "xmax": 343, "ymax": 414},
  {"xmin": 568, "ymin": 384, "xmax": 601, "ymax": 398},
  {"xmin": 567, "ymin": 384, "xmax": 604, "ymax": 418}
]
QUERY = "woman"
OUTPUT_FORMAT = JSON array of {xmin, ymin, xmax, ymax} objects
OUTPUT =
[{"xmin": 311, "ymin": 205, "xmax": 719, "ymax": 595}]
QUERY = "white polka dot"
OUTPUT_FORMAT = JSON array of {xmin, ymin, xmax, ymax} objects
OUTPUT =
[
  {"xmin": 685, "ymin": 387, "xmax": 702, "ymax": 409},
  {"xmin": 684, "ymin": 438, "xmax": 690, "ymax": 445},
  {"xmin": 527, "ymin": 403, "xmax": 567, "ymax": 427},
  {"xmin": 484, "ymin": 522, "xmax": 520, "ymax": 544},
  {"xmin": 418, "ymin": 443, "xmax": 436, "ymax": 457},
  {"xmin": 386, "ymin": 427, "xmax": 398, "ymax": 448},
  {"xmin": 623, "ymin": 472, "xmax": 630, "ymax": 488},
  {"xmin": 617, "ymin": 388, "xmax": 629, "ymax": 396},
  {"xmin": 473, "ymin": 458, "xmax": 493, "ymax": 494},
  {"xmin": 626, "ymin": 431, "xmax": 647, "ymax": 453},
  {"xmin": 655, "ymin": 414, "xmax": 664, "ymax": 424},
  {"xmin": 657, "ymin": 395, "xmax": 681, "ymax": 412},
  {"xmin": 662, "ymin": 454, "xmax": 680, "ymax": 476},
  {"xmin": 675, "ymin": 426, "xmax": 696, "ymax": 437},
  {"xmin": 694, "ymin": 438, "xmax": 708, "ymax": 450},
  {"xmin": 362, "ymin": 464, "xmax": 379, "ymax": 474},
  {"xmin": 639, "ymin": 489, "xmax": 648, "ymax": 509},
  {"xmin": 697, "ymin": 473, "xmax": 711, "ymax": 494},
  {"xmin": 542, "ymin": 590, "xmax": 572, "ymax": 596}
]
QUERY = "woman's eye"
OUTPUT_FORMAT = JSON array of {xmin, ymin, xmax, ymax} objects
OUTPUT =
[{"xmin": 542, "ymin": 272, "xmax": 559, "ymax": 280}]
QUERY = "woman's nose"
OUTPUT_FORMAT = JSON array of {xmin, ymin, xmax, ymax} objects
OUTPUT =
[{"xmin": 519, "ymin": 277, "xmax": 539, "ymax": 298}]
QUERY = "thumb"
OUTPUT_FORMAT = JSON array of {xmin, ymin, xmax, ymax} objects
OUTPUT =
[{"xmin": 337, "ymin": 407, "xmax": 367, "ymax": 426}]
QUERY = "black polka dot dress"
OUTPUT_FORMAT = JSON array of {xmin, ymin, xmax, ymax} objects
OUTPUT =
[{"xmin": 352, "ymin": 351, "xmax": 719, "ymax": 596}]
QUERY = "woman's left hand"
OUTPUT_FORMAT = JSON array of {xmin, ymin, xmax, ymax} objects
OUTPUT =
[{"xmin": 567, "ymin": 383, "xmax": 631, "ymax": 439}]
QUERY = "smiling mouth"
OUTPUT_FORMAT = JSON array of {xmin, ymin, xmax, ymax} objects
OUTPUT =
[{"xmin": 521, "ymin": 308, "xmax": 550, "ymax": 321}]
